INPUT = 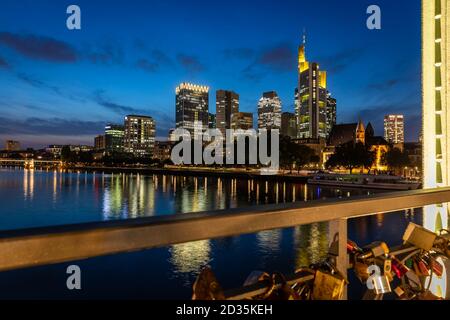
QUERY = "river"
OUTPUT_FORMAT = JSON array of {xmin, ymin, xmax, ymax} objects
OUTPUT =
[{"xmin": 0, "ymin": 168, "xmax": 423, "ymax": 299}]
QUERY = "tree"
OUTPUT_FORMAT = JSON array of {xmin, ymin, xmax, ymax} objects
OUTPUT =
[
  {"xmin": 279, "ymin": 135, "xmax": 316, "ymax": 172},
  {"xmin": 382, "ymin": 148, "xmax": 410, "ymax": 174},
  {"xmin": 326, "ymin": 141, "xmax": 375, "ymax": 174},
  {"xmin": 61, "ymin": 145, "xmax": 72, "ymax": 162}
]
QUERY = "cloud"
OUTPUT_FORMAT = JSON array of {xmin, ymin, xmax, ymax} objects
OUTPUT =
[
  {"xmin": 17, "ymin": 73, "xmax": 62, "ymax": 95},
  {"xmin": 94, "ymin": 91, "xmax": 147, "ymax": 115},
  {"xmin": 318, "ymin": 48, "xmax": 366, "ymax": 73},
  {"xmin": 367, "ymin": 78, "xmax": 401, "ymax": 91},
  {"xmin": 85, "ymin": 42, "xmax": 124, "ymax": 65},
  {"xmin": 177, "ymin": 54, "xmax": 205, "ymax": 73},
  {"xmin": 223, "ymin": 48, "xmax": 254, "ymax": 60},
  {"xmin": 0, "ymin": 55, "xmax": 10, "ymax": 69},
  {"xmin": 136, "ymin": 50, "xmax": 173, "ymax": 73},
  {"xmin": 240, "ymin": 43, "xmax": 295, "ymax": 80},
  {"xmin": 0, "ymin": 32, "xmax": 78, "ymax": 62},
  {"xmin": 258, "ymin": 44, "xmax": 295, "ymax": 72},
  {"xmin": 0, "ymin": 116, "xmax": 104, "ymax": 136}
]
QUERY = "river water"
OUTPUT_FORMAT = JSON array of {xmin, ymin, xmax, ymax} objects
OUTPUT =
[{"xmin": 0, "ymin": 168, "xmax": 423, "ymax": 299}]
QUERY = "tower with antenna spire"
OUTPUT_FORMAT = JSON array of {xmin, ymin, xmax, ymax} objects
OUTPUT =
[{"xmin": 296, "ymin": 33, "xmax": 334, "ymax": 139}]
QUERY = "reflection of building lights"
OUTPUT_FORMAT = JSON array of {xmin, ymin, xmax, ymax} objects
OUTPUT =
[{"xmin": 169, "ymin": 240, "xmax": 211, "ymax": 274}]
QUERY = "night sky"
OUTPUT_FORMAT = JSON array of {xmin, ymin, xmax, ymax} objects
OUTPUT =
[{"xmin": 0, "ymin": 0, "xmax": 421, "ymax": 148}]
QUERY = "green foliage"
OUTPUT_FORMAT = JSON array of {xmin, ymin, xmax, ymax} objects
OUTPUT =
[
  {"xmin": 326, "ymin": 141, "xmax": 376, "ymax": 173},
  {"xmin": 382, "ymin": 148, "xmax": 410, "ymax": 170}
]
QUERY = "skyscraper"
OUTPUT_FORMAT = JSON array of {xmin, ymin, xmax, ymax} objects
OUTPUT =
[
  {"xmin": 208, "ymin": 113, "xmax": 216, "ymax": 129},
  {"xmin": 124, "ymin": 115, "xmax": 155, "ymax": 157},
  {"xmin": 231, "ymin": 112, "xmax": 253, "ymax": 130},
  {"xmin": 105, "ymin": 123, "xmax": 124, "ymax": 153},
  {"xmin": 176, "ymin": 82, "xmax": 209, "ymax": 134},
  {"xmin": 216, "ymin": 90, "xmax": 239, "ymax": 136},
  {"xmin": 326, "ymin": 93, "xmax": 337, "ymax": 136},
  {"xmin": 297, "ymin": 37, "xmax": 328, "ymax": 139},
  {"xmin": 281, "ymin": 112, "xmax": 297, "ymax": 138},
  {"xmin": 423, "ymin": 0, "xmax": 449, "ymax": 188},
  {"xmin": 258, "ymin": 91, "xmax": 281, "ymax": 130},
  {"xmin": 384, "ymin": 115, "xmax": 405, "ymax": 144},
  {"xmin": 94, "ymin": 135, "xmax": 106, "ymax": 151}
]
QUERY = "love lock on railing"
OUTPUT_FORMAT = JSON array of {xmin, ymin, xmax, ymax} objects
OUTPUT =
[{"xmin": 192, "ymin": 222, "xmax": 450, "ymax": 301}]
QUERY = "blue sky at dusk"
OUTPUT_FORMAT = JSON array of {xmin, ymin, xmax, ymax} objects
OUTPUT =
[{"xmin": 0, "ymin": 0, "xmax": 421, "ymax": 148}]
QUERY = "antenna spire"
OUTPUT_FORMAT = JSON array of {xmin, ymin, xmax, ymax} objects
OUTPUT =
[{"xmin": 302, "ymin": 28, "xmax": 306, "ymax": 45}]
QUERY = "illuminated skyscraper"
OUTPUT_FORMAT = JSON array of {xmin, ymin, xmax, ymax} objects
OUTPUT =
[
  {"xmin": 231, "ymin": 112, "xmax": 253, "ymax": 130},
  {"xmin": 124, "ymin": 115, "xmax": 156, "ymax": 157},
  {"xmin": 423, "ymin": 0, "xmax": 449, "ymax": 188},
  {"xmin": 297, "ymin": 37, "xmax": 328, "ymax": 139},
  {"xmin": 258, "ymin": 91, "xmax": 281, "ymax": 130},
  {"xmin": 105, "ymin": 123, "xmax": 124, "ymax": 153},
  {"xmin": 326, "ymin": 93, "xmax": 337, "ymax": 136},
  {"xmin": 216, "ymin": 90, "xmax": 239, "ymax": 136},
  {"xmin": 384, "ymin": 115, "xmax": 404, "ymax": 144},
  {"xmin": 176, "ymin": 82, "xmax": 209, "ymax": 134}
]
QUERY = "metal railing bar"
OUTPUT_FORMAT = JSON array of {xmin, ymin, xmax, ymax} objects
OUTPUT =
[{"xmin": 0, "ymin": 187, "xmax": 449, "ymax": 273}]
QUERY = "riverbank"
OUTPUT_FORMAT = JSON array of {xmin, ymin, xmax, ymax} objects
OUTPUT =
[{"xmin": 66, "ymin": 165, "xmax": 313, "ymax": 182}]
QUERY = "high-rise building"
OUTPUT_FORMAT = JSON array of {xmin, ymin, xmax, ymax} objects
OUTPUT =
[
  {"xmin": 258, "ymin": 91, "xmax": 281, "ymax": 130},
  {"xmin": 326, "ymin": 93, "xmax": 337, "ymax": 136},
  {"xmin": 231, "ymin": 112, "xmax": 253, "ymax": 130},
  {"xmin": 281, "ymin": 112, "xmax": 297, "ymax": 138},
  {"xmin": 423, "ymin": 0, "xmax": 449, "ymax": 189},
  {"xmin": 384, "ymin": 115, "xmax": 405, "ymax": 144},
  {"xmin": 105, "ymin": 124, "xmax": 125, "ymax": 153},
  {"xmin": 94, "ymin": 135, "xmax": 106, "ymax": 151},
  {"xmin": 124, "ymin": 115, "xmax": 156, "ymax": 157},
  {"xmin": 5, "ymin": 140, "xmax": 20, "ymax": 151},
  {"xmin": 297, "ymin": 38, "xmax": 328, "ymax": 139},
  {"xmin": 216, "ymin": 90, "xmax": 239, "ymax": 136},
  {"xmin": 176, "ymin": 82, "xmax": 209, "ymax": 134},
  {"xmin": 208, "ymin": 113, "xmax": 216, "ymax": 129}
]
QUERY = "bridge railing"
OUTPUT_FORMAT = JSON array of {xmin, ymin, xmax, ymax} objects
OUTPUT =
[{"xmin": 0, "ymin": 187, "xmax": 450, "ymax": 298}]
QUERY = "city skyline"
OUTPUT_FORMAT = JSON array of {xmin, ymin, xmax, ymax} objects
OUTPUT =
[{"xmin": 0, "ymin": 0, "xmax": 421, "ymax": 148}]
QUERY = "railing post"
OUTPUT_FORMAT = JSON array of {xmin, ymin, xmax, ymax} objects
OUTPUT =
[{"xmin": 328, "ymin": 218, "xmax": 348, "ymax": 300}]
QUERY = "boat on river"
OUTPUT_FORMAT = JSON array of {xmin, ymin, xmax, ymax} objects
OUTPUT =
[{"xmin": 307, "ymin": 173, "xmax": 421, "ymax": 190}]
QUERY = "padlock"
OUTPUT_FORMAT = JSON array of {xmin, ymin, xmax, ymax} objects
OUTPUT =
[
  {"xmin": 394, "ymin": 286, "xmax": 406, "ymax": 298},
  {"xmin": 402, "ymin": 223, "xmax": 437, "ymax": 251},
  {"xmin": 370, "ymin": 274, "xmax": 392, "ymax": 295},
  {"xmin": 360, "ymin": 241, "xmax": 389, "ymax": 259},
  {"xmin": 192, "ymin": 266, "xmax": 225, "ymax": 300},
  {"xmin": 413, "ymin": 257, "xmax": 430, "ymax": 276},
  {"xmin": 312, "ymin": 269, "xmax": 346, "ymax": 300},
  {"xmin": 383, "ymin": 259, "xmax": 394, "ymax": 282},
  {"xmin": 347, "ymin": 240, "xmax": 363, "ymax": 254},
  {"xmin": 430, "ymin": 258, "xmax": 444, "ymax": 277},
  {"xmin": 391, "ymin": 257, "xmax": 410, "ymax": 279},
  {"xmin": 353, "ymin": 260, "xmax": 370, "ymax": 283}
]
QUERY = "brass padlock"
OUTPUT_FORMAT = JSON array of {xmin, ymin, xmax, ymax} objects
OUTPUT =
[
  {"xmin": 402, "ymin": 223, "xmax": 437, "ymax": 251},
  {"xmin": 312, "ymin": 270, "xmax": 346, "ymax": 300},
  {"xmin": 192, "ymin": 266, "xmax": 225, "ymax": 300}
]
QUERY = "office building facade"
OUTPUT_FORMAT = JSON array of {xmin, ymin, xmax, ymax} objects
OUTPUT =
[
  {"xmin": 124, "ymin": 115, "xmax": 156, "ymax": 157},
  {"xmin": 216, "ymin": 90, "xmax": 239, "ymax": 136},
  {"xmin": 258, "ymin": 91, "xmax": 281, "ymax": 130},
  {"xmin": 384, "ymin": 114, "xmax": 405, "ymax": 144},
  {"xmin": 176, "ymin": 82, "xmax": 209, "ymax": 134},
  {"xmin": 297, "ymin": 40, "xmax": 328, "ymax": 139},
  {"xmin": 105, "ymin": 124, "xmax": 125, "ymax": 153}
]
